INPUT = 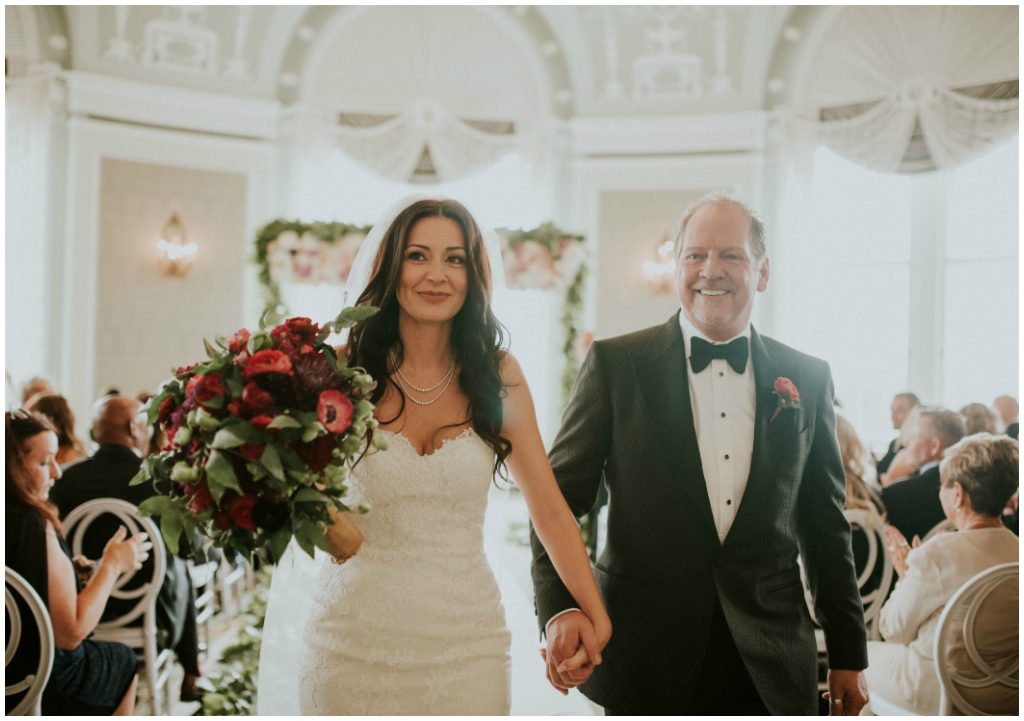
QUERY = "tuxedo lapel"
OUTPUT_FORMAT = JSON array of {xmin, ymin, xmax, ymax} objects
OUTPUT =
[
  {"xmin": 725, "ymin": 328, "xmax": 798, "ymax": 547},
  {"xmin": 630, "ymin": 313, "xmax": 720, "ymax": 548}
]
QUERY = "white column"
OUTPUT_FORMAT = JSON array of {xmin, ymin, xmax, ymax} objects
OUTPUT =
[{"xmin": 907, "ymin": 172, "xmax": 945, "ymax": 403}]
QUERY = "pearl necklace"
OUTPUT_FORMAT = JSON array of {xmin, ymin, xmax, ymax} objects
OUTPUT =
[{"xmin": 388, "ymin": 351, "xmax": 457, "ymax": 406}]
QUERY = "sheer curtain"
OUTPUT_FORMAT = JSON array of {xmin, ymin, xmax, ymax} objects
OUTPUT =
[{"xmin": 5, "ymin": 67, "xmax": 63, "ymax": 402}]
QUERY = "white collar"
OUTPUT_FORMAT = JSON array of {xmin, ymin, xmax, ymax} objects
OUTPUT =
[
  {"xmin": 678, "ymin": 310, "xmax": 751, "ymax": 359},
  {"xmin": 919, "ymin": 459, "xmax": 941, "ymax": 474}
]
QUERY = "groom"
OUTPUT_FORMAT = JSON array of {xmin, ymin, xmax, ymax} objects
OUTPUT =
[{"xmin": 531, "ymin": 195, "xmax": 869, "ymax": 714}]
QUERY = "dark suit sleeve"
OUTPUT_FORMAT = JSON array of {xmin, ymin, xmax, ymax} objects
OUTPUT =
[
  {"xmin": 795, "ymin": 362, "xmax": 868, "ymax": 670},
  {"xmin": 529, "ymin": 341, "xmax": 613, "ymax": 634}
]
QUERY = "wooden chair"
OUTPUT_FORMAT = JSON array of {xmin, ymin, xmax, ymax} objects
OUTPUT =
[
  {"xmin": 933, "ymin": 562, "xmax": 1018, "ymax": 715},
  {"xmin": 5, "ymin": 567, "xmax": 54, "ymax": 715},
  {"xmin": 62, "ymin": 499, "xmax": 173, "ymax": 715}
]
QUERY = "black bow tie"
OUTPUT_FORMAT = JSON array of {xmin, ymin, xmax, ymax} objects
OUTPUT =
[{"xmin": 689, "ymin": 336, "xmax": 749, "ymax": 374}]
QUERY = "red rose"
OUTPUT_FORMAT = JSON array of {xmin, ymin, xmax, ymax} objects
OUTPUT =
[
  {"xmin": 241, "ymin": 383, "xmax": 275, "ymax": 416},
  {"xmin": 317, "ymin": 390, "xmax": 354, "ymax": 434},
  {"xmin": 272, "ymin": 317, "xmax": 320, "ymax": 350},
  {"xmin": 226, "ymin": 399, "xmax": 243, "ymax": 417},
  {"xmin": 186, "ymin": 480, "xmax": 214, "ymax": 514},
  {"xmin": 228, "ymin": 328, "xmax": 250, "ymax": 355},
  {"xmin": 242, "ymin": 349, "xmax": 294, "ymax": 379},
  {"xmin": 249, "ymin": 415, "xmax": 273, "ymax": 431},
  {"xmin": 175, "ymin": 362, "xmax": 199, "ymax": 378},
  {"xmin": 239, "ymin": 443, "xmax": 266, "ymax": 462},
  {"xmin": 185, "ymin": 372, "xmax": 227, "ymax": 410},
  {"xmin": 773, "ymin": 377, "xmax": 800, "ymax": 403},
  {"xmin": 157, "ymin": 396, "xmax": 176, "ymax": 425},
  {"xmin": 226, "ymin": 494, "xmax": 258, "ymax": 531},
  {"xmin": 214, "ymin": 511, "xmax": 232, "ymax": 531},
  {"xmin": 295, "ymin": 434, "xmax": 335, "ymax": 473}
]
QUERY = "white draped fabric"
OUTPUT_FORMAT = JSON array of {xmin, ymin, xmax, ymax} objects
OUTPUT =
[
  {"xmin": 790, "ymin": 5, "xmax": 1018, "ymax": 173},
  {"xmin": 331, "ymin": 100, "xmax": 525, "ymax": 183},
  {"xmin": 5, "ymin": 67, "xmax": 63, "ymax": 393}
]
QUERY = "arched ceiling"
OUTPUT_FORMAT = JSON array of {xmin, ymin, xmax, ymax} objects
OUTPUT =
[{"xmin": 51, "ymin": 5, "xmax": 797, "ymax": 119}]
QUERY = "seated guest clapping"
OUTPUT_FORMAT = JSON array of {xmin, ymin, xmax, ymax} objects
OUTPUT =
[
  {"xmin": 5, "ymin": 410, "xmax": 151, "ymax": 715},
  {"xmin": 880, "ymin": 408, "xmax": 966, "ymax": 541},
  {"xmin": 865, "ymin": 433, "xmax": 1019, "ymax": 714}
]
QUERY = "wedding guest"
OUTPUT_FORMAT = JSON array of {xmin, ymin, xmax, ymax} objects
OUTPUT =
[
  {"xmin": 866, "ymin": 433, "xmax": 1018, "ymax": 714},
  {"xmin": 6, "ymin": 410, "xmax": 149, "ymax": 715},
  {"xmin": 960, "ymin": 402, "xmax": 998, "ymax": 435},
  {"xmin": 837, "ymin": 415, "xmax": 886, "ymax": 592},
  {"xmin": 21, "ymin": 375, "xmax": 53, "ymax": 404},
  {"xmin": 881, "ymin": 408, "xmax": 966, "ymax": 542},
  {"xmin": 876, "ymin": 392, "xmax": 920, "ymax": 477},
  {"xmin": 24, "ymin": 393, "xmax": 87, "ymax": 467},
  {"xmin": 992, "ymin": 394, "xmax": 1018, "ymax": 439},
  {"xmin": 50, "ymin": 395, "xmax": 210, "ymax": 702}
]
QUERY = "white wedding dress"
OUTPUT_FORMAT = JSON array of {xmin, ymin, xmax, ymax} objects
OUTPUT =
[{"xmin": 259, "ymin": 427, "xmax": 511, "ymax": 715}]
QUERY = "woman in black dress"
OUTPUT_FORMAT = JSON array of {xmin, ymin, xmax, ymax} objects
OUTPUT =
[{"xmin": 6, "ymin": 410, "xmax": 151, "ymax": 714}]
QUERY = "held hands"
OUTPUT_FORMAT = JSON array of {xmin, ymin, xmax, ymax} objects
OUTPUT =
[
  {"xmin": 540, "ymin": 610, "xmax": 611, "ymax": 695},
  {"xmin": 823, "ymin": 669, "xmax": 869, "ymax": 716},
  {"xmin": 101, "ymin": 526, "xmax": 152, "ymax": 575}
]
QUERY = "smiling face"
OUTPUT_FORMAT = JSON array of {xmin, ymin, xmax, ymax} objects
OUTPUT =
[
  {"xmin": 676, "ymin": 202, "xmax": 769, "ymax": 341},
  {"xmin": 22, "ymin": 430, "xmax": 61, "ymax": 500},
  {"xmin": 396, "ymin": 216, "xmax": 469, "ymax": 325}
]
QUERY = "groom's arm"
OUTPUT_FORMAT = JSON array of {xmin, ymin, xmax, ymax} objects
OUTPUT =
[
  {"xmin": 795, "ymin": 361, "xmax": 869, "ymax": 671},
  {"xmin": 530, "ymin": 341, "xmax": 613, "ymax": 634}
]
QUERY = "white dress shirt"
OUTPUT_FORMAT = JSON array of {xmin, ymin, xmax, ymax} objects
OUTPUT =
[{"xmin": 678, "ymin": 312, "xmax": 756, "ymax": 543}]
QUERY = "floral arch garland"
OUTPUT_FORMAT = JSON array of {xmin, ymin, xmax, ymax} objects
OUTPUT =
[{"xmin": 253, "ymin": 220, "xmax": 587, "ymax": 406}]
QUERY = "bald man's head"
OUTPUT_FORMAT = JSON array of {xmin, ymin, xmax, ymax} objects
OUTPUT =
[{"xmin": 92, "ymin": 395, "xmax": 143, "ymax": 448}]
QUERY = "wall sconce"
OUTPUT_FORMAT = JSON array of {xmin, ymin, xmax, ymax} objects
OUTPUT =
[
  {"xmin": 156, "ymin": 213, "xmax": 197, "ymax": 276},
  {"xmin": 642, "ymin": 233, "xmax": 676, "ymax": 294}
]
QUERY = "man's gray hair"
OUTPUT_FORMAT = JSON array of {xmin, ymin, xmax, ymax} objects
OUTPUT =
[
  {"xmin": 918, "ymin": 407, "xmax": 968, "ymax": 450},
  {"xmin": 675, "ymin": 193, "xmax": 767, "ymax": 261}
]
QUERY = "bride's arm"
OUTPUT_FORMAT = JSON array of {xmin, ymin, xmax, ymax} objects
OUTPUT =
[{"xmin": 499, "ymin": 353, "xmax": 611, "ymax": 646}]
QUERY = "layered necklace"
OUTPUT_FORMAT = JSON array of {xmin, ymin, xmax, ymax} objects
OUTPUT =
[{"xmin": 388, "ymin": 350, "xmax": 456, "ymax": 406}]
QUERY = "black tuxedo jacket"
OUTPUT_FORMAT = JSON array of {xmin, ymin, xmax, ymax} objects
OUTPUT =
[
  {"xmin": 876, "ymin": 438, "xmax": 900, "ymax": 476},
  {"xmin": 531, "ymin": 314, "xmax": 867, "ymax": 714},
  {"xmin": 879, "ymin": 464, "xmax": 945, "ymax": 542},
  {"xmin": 51, "ymin": 444, "xmax": 191, "ymax": 648}
]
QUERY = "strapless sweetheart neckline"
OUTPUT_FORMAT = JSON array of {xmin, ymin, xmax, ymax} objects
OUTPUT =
[{"xmin": 377, "ymin": 426, "xmax": 478, "ymax": 459}]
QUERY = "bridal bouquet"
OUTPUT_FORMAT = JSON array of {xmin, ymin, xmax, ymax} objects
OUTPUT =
[{"xmin": 131, "ymin": 308, "xmax": 382, "ymax": 563}]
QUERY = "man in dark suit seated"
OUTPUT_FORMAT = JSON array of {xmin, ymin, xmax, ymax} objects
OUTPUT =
[
  {"xmin": 50, "ymin": 395, "xmax": 210, "ymax": 702},
  {"xmin": 993, "ymin": 395, "xmax": 1018, "ymax": 439},
  {"xmin": 876, "ymin": 392, "xmax": 920, "ymax": 477},
  {"xmin": 881, "ymin": 407, "xmax": 967, "ymax": 542}
]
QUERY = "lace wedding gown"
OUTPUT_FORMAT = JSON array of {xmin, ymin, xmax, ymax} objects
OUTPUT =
[{"xmin": 261, "ymin": 428, "xmax": 511, "ymax": 715}]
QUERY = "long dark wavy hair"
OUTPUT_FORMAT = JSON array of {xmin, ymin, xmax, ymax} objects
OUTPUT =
[
  {"xmin": 347, "ymin": 199, "xmax": 511, "ymax": 477},
  {"xmin": 6, "ymin": 410, "xmax": 64, "ymax": 535}
]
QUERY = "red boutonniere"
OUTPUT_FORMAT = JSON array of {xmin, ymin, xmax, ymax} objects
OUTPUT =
[{"xmin": 771, "ymin": 377, "xmax": 801, "ymax": 422}]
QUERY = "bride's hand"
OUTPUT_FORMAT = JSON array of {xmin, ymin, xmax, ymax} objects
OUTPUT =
[{"xmin": 553, "ymin": 611, "xmax": 612, "ymax": 674}]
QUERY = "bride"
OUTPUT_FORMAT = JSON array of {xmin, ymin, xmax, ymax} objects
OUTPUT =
[{"xmin": 258, "ymin": 197, "xmax": 610, "ymax": 714}]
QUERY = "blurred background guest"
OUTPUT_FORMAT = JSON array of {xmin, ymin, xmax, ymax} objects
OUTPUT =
[
  {"xmin": 866, "ymin": 433, "xmax": 1018, "ymax": 715},
  {"xmin": 992, "ymin": 395, "xmax": 1019, "ymax": 439},
  {"xmin": 960, "ymin": 402, "xmax": 999, "ymax": 436},
  {"xmin": 880, "ymin": 408, "xmax": 966, "ymax": 542},
  {"xmin": 24, "ymin": 392, "xmax": 87, "ymax": 467},
  {"xmin": 876, "ymin": 393, "xmax": 920, "ymax": 477},
  {"xmin": 21, "ymin": 375, "xmax": 53, "ymax": 405}
]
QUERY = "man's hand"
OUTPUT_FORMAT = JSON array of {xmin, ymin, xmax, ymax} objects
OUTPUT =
[
  {"xmin": 542, "ymin": 610, "xmax": 603, "ymax": 695},
  {"xmin": 823, "ymin": 669, "xmax": 869, "ymax": 715}
]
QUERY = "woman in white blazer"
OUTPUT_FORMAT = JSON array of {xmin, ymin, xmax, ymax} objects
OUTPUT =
[{"xmin": 865, "ymin": 432, "xmax": 1018, "ymax": 714}]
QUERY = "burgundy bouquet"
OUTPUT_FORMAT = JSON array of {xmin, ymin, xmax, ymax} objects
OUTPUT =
[{"xmin": 131, "ymin": 307, "xmax": 382, "ymax": 563}]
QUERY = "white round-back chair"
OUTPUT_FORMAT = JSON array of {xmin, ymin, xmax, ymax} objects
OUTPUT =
[
  {"xmin": 5, "ymin": 567, "xmax": 54, "ymax": 715},
  {"xmin": 62, "ymin": 498, "xmax": 172, "ymax": 715},
  {"xmin": 933, "ymin": 562, "xmax": 1018, "ymax": 715}
]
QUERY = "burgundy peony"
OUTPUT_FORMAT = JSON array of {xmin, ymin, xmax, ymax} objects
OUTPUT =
[
  {"xmin": 272, "ymin": 317, "xmax": 320, "ymax": 351},
  {"xmin": 317, "ymin": 390, "xmax": 354, "ymax": 434},
  {"xmin": 295, "ymin": 434, "xmax": 335, "ymax": 473},
  {"xmin": 243, "ymin": 350, "xmax": 294, "ymax": 379},
  {"xmin": 241, "ymin": 383, "xmax": 275, "ymax": 416},
  {"xmin": 226, "ymin": 494, "xmax": 258, "ymax": 530}
]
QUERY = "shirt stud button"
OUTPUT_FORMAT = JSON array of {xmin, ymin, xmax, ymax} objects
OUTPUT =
[
  {"xmin": 718, "ymin": 371, "xmax": 724, "ymax": 377},
  {"xmin": 726, "ymin": 499, "xmax": 732, "ymax": 505},
  {"xmin": 721, "ymin": 412, "xmax": 726, "ymax": 418},
  {"xmin": 724, "ymin": 454, "xmax": 730, "ymax": 460}
]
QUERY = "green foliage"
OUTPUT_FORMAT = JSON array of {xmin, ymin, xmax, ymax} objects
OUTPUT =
[{"xmin": 197, "ymin": 569, "xmax": 271, "ymax": 716}]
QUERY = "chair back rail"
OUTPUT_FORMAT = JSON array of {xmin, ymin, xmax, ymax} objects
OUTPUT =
[{"xmin": 5, "ymin": 567, "xmax": 55, "ymax": 715}]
